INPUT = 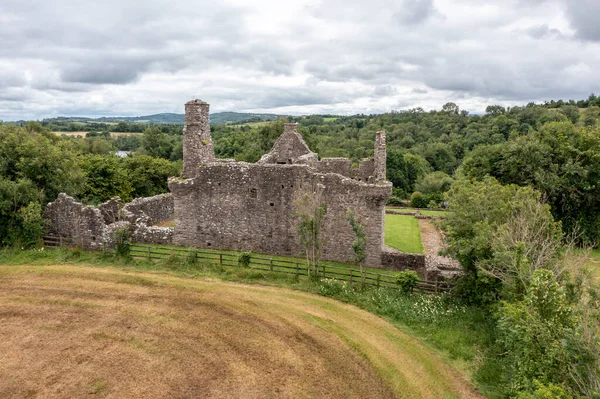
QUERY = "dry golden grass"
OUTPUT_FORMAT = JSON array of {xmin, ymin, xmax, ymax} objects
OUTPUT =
[{"xmin": 0, "ymin": 265, "xmax": 481, "ymax": 398}]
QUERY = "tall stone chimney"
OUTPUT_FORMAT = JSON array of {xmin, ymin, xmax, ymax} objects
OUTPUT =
[
  {"xmin": 182, "ymin": 99, "xmax": 215, "ymax": 178},
  {"xmin": 374, "ymin": 131, "xmax": 387, "ymax": 182}
]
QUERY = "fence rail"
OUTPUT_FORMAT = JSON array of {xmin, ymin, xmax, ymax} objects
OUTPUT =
[{"xmin": 42, "ymin": 236, "xmax": 453, "ymax": 293}]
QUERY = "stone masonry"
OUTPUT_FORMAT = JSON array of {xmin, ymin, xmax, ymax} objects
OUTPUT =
[
  {"xmin": 182, "ymin": 99, "xmax": 215, "ymax": 177},
  {"xmin": 169, "ymin": 100, "xmax": 392, "ymax": 266},
  {"xmin": 45, "ymin": 193, "xmax": 174, "ymax": 248}
]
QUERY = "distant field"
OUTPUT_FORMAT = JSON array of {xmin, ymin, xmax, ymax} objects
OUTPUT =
[
  {"xmin": 323, "ymin": 117, "xmax": 339, "ymax": 122},
  {"xmin": 385, "ymin": 214, "xmax": 424, "ymax": 254},
  {"xmin": 231, "ymin": 121, "xmax": 272, "ymax": 127},
  {"xmin": 0, "ymin": 264, "xmax": 480, "ymax": 398},
  {"xmin": 52, "ymin": 131, "xmax": 140, "ymax": 137}
]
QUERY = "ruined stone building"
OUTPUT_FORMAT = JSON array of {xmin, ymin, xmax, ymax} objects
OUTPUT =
[
  {"xmin": 45, "ymin": 99, "xmax": 392, "ymax": 267},
  {"xmin": 169, "ymin": 100, "xmax": 391, "ymax": 265}
]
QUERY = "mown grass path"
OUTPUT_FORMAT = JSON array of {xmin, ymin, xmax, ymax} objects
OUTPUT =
[{"xmin": 0, "ymin": 264, "xmax": 480, "ymax": 398}]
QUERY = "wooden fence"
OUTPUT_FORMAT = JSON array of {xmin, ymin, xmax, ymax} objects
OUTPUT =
[
  {"xmin": 41, "ymin": 236, "xmax": 452, "ymax": 293},
  {"xmin": 128, "ymin": 244, "xmax": 452, "ymax": 293}
]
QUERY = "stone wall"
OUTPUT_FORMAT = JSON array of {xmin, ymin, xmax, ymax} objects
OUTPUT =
[
  {"xmin": 380, "ymin": 250, "xmax": 426, "ymax": 273},
  {"xmin": 259, "ymin": 123, "xmax": 319, "ymax": 165},
  {"xmin": 169, "ymin": 162, "xmax": 391, "ymax": 266},
  {"xmin": 182, "ymin": 99, "xmax": 214, "ymax": 177},
  {"xmin": 44, "ymin": 193, "xmax": 107, "ymax": 250},
  {"xmin": 313, "ymin": 157, "xmax": 375, "ymax": 183},
  {"xmin": 379, "ymin": 248, "xmax": 461, "ymax": 281},
  {"xmin": 45, "ymin": 194, "xmax": 174, "ymax": 249},
  {"xmin": 123, "ymin": 194, "xmax": 173, "ymax": 225}
]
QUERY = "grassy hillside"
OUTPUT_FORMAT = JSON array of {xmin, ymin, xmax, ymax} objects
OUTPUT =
[
  {"xmin": 0, "ymin": 264, "xmax": 481, "ymax": 398},
  {"xmin": 39, "ymin": 111, "xmax": 286, "ymax": 126}
]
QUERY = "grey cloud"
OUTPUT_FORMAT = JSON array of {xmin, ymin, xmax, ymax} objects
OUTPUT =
[
  {"xmin": 1, "ymin": 0, "xmax": 600, "ymax": 119},
  {"xmin": 392, "ymin": 0, "xmax": 441, "ymax": 25},
  {"xmin": 525, "ymin": 24, "xmax": 564, "ymax": 39},
  {"xmin": 563, "ymin": 0, "xmax": 600, "ymax": 41},
  {"xmin": 61, "ymin": 63, "xmax": 145, "ymax": 85}
]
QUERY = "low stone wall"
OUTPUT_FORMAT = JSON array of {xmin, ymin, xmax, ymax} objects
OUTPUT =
[
  {"xmin": 379, "ymin": 248, "xmax": 461, "ymax": 282},
  {"xmin": 132, "ymin": 225, "xmax": 174, "ymax": 245},
  {"xmin": 123, "ymin": 194, "xmax": 173, "ymax": 225},
  {"xmin": 380, "ymin": 250, "xmax": 426, "ymax": 273},
  {"xmin": 385, "ymin": 210, "xmax": 417, "ymax": 216}
]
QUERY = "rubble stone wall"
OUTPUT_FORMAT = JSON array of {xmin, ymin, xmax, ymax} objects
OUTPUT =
[
  {"xmin": 44, "ymin": 193, "xmax": 107, "ymax": 250},
  {"xmin": 45, "ymin": 194, "xmax": 174, "ymax": 249},
  {"xmin": 169, "ymin": 162, "xmax": 391, "ymax": 266},
  {"xmin": 122, "ymin": 194, "xmax": 173, "ymax": 225}
]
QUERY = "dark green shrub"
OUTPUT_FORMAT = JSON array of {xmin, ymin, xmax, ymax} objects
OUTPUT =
[
  {"xmin": 410, "ymin": 192, "xmax": 429, "ymax": 208},
  {"xmin": 18, "ymin": 202, "xmax": 46, "ymax": 249},
  {"xmin": 114, "ymin": 227, "xmax": 131, "ymax": 258},
  {"xmin": 387, "ymin": 195, "xmax": 404, "ymax": 206},
  {"xmin": 186, "ymin": 250, "xmax": 199, "ymax": 267},
  {"xmin": 396, "ymin": 270, "xmax": 420, "ymax": 293},
  {"xmin": 238, "ymin": 252, "xmax": 252, "ymax": 267}
]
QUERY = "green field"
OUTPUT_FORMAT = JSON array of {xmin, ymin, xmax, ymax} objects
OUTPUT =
[{"xmin": 384, "ymin": 214, "xmax": 424, "ymax": 254}]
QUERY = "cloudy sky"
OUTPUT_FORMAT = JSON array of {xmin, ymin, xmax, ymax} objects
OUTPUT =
[{"xmin": 1, "ymin": 0, "xmax": 599, "ymax": 120}]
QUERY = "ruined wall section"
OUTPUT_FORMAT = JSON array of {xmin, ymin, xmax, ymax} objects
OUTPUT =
[
  {"xmin": 258, "ymin": 123, "xmax": 318, "ymax": 165},
  {"xmin": 45, "ymin": 193, "xmax": 174, "ymax": 249},
  {"xmin": 122, "ymin": 194, "xmax": 173, "ymax": 225},
  {"xmin": 169, "ymin": 163, "xmax": 390, "ymax": 265},
  {"xmin": 182, "ymin": 99, "xmax": 214, "ymax": 177},
  {"xmin": 44, "ymin": 193, "xmax": 107, "ymax": 250},
  {"xmin": 374, "ymin": 131, "xmax": 386, "ymax": 182}
]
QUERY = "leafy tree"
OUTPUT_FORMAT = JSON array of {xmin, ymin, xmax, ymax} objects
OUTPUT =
[
  {"xmin": 79, "ymin": 155, "xmax": 132, "ymax": 203},
  {"xmin": 295, "ymin": 187, "xmax": 327, "ymax": 278},
  {"xmin": 141, "ymin": 126, "xmax": 175, "ymax": 159},
  {"xmin": 124, "ymin": 155, "xmax": 179, "ymax": 198},
  {"xmin": 415, "ymin": 171, "xmax": 454, "ymax": 201}
]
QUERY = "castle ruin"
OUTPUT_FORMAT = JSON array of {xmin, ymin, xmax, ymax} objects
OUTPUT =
[
  {"xmin": 45, "ymin": 99, "xmax": 393, "ymax": 267},
  {"xmin": 169, "ymin": 100, "xmax": 391, "ymax": 265}
]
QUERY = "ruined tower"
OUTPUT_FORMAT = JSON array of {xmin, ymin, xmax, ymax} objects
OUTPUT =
[
  {"xmin": 374, "ymin": 131, "xmax": 387, "ymax": 182},
  {"xmin": 182, "ymin": 99, "xmax": 215, "ymax": 177}
]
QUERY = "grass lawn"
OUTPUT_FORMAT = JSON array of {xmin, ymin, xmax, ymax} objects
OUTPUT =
[
  {"xmin": 0, "ymin": 262, "xmax": 483, "ymax": 398},
  {"xmin": 384, "ymin": 214, "xmax": 424, "ymax": 254}
]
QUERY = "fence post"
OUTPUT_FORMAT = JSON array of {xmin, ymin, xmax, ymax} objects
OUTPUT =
[
  {"xmin": 147, "ymin": 247, "xmax": 151, "ymax": 260},
  {"xmin": 270, "ymin": 259, "xmax": 273, "ymax": 272},
  {"xmin": 219, "ymin": 253, "xmax": 223, "ymax": 265},
  {"xmin": 377, "ymin": 274, "xmax": 380, "ymax": 288},
  {"xmin": 350, "ymin": 270, "xmax": 353, "ymax": 284},
  {"xmin": 322, "ymin": 264, "xmax": 326, "ymax": 279},
  {"xmin": 435, "ymin": 280, "xmax": 439, "ymax": 293},
  {"xmin": 295, "ymin": 262, "xmax": 299, "ymax": 278}
]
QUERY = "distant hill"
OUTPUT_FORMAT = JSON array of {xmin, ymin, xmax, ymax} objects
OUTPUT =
[{"xmin": 40, "ymin": 112, "xmax": 286, "ymax": 126}]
